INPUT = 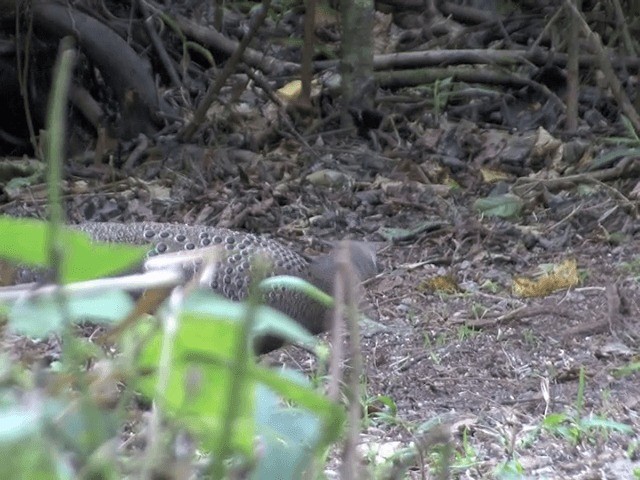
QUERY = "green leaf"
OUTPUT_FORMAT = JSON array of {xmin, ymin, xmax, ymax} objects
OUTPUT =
[
  {"xmin": 542, "ymin": 412, "xmax": 568, "ymax": 428},
  {"xmin": 46, "ymin": 397, "xmax": 120, "ymax": 456},
  {"xmin": 0, "ymin": 406, "xmax": 43, "ymax": 442},
  {"xmin": 0, "ymin": 406, "xmax": 55, "ymax": 478},
  {"xmin": 254, "ymin": 384, "xmax": 322, "ymax": 480},
  {"xmin": 0, "ymin": 437, "xmax": 56, "ymax": 478},
  {"xmin": 136, "ymin": 309, "xmax": 255, "ymax": 455},
  {"xmin": 178, "ymin": 288, "xmax": 317, "ymax": 350},
  {"xmin": 589, "ymin": 146, "xmax": 640, "ymax": 170},
  {"xmin": 249, "ymin": 365, "xmax": 344, "ymax": 444},
  {"xmin": 0, "ymin": 216, "xmax": 148, "ymax": 283},
  {"xmin": 135, "ymin": 289, "xmax": 340, "ymax": 460},
  {"xmin": 251, "ymin": 368, "xmax": 343, "ymax": 480},
  {"xmin": 612, "ymin": 362, "xmax": 640, "ymax": 377},
  {"xmin": 474, "ymin": 194, "xmax": 524, "ymax": 218},
  {"xmin": 367, "ymin": 395, "xmax": 398, "ymax": 417},
  {"xmin": 259, "ymin": 275, "xmax": 333, "ymax": 306},
  {"xmin": 8, "ymin": 289, "xmax": 134, "ymax": 337},
  {"xmin": 0, "ymin": 217, "xmax": 50, "ymax": 266},
  {"xmin": 580, "ymin": 416, "xmax": 633, "ymax": 434},
  {"xmin": 494, "ymin": 459, "xmax": 525, "ymax": 480}
]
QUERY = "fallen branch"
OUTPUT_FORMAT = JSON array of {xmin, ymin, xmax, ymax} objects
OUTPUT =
[{"xmin": 32, "ymin": 1, "xmax": 172, "ymax": 138}]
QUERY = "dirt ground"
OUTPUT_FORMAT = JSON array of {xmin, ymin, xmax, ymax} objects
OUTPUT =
[{"xmin": 259, "ymin": 158, "xmax": 640, "ymax": 479}]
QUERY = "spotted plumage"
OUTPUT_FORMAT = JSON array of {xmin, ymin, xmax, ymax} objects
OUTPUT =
[{"xmin": 75, "ymin": 222, "xmax": 377, "ymax": 352}]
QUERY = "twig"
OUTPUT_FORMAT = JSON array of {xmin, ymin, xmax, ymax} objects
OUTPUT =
[
  {"xmin": 327, "ymin": 267, "xmax": 345, "ymax": 402},
  {"xmin": 207, "ymin": 258, "xmax": 265, "ymax": 478},
  {"xmin": 0, "ymin": 269, "xmax": 183, "ymax": 302},
  {"xmin": 376, "ymin": 67, "xmax": 566, "ymax": 112},
  {"xmin": 140, "ymin": 287, "xmax": 182, "ymax": 480},
  {"xmin": 464, "ymin": 305, "xmax": 571, "ymax": 328},
  {"xmin": 313, "ymin": 49, "xmax": 640, "ymax": 73},
  {"xmin": 564, "ymin": 0, "xmax": 640, "ymax": 134},
  {"xmin": 611, "ymin": 0, "xmax": 637, "ymax": 56},
  {"xmin": 15, "ymin": 4, "xmax": 38, "ymax": 154},
  {"xmin": 337, "ymin": 242, "xmax": 365, "ymax": 480},
  {"xmin": 300, "ymin": 0, "xmax": 316, "ymax": 105},
  {"xmin": 138, "ymin": 0, "xmax": 182, "ymax": 89},
  {"xmin": 179, "ymin": 0, "xmax": 272, "ymax": 141},
  {"xmin": 513, "ymin": 162, "xmax": 639, "ymax": 217},
  {"xmin": 565, "ymin": 3, "xmax": 579, "ymax": 131},
  {"xmin": 169, "ymin": 10, "xmax": 297, "ymax": 75}
]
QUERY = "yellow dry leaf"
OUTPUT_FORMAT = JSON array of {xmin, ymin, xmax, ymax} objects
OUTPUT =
[
  {"xmin": 512, "ymin": 259, "xmax": 579, "ymax": 297},
  {"xmin": 480, "ymin": 168, "xmax": 509, "ymax": 183},
  {"xmin": 422, "ymin": 274, "xmax": 462, "ymax": 294},
  {"xmin": 277, "ymin": 80, "xmax": 302, "ymax": 102}
]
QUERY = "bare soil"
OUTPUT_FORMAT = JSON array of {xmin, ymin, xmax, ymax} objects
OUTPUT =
[{"xmin": 262, "ymin": 158, "xmax": 640, "ymax": 479}]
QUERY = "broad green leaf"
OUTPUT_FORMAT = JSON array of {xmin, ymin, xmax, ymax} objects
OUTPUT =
[
  {"xmin": 0, "ymin": 216, "xmax": 148, "ymax": 283},
  {"xmin": 0, "ymin": 406, "xmax": 55, "ymax": 478},
  {"xmin": 474, "ymin": 193, "xmax": 523, "ymax": 218},
  {"xmin": 8, "ymin": 289, "xmax": 134, "ymax": 337},
  {"xmin": 45, "ymin": 398, "xmax": 120, "ymax": 456},
  {"xmin": 0, "ymin": 437, "xmax": 56, "ymax": 478},
  {"xmin": 136, "ymin": 310, "xmax": 255, "ymax": 454},
  {"xmin": 249, "ymin": 365, "xmax": 344, "ymax": 444},
  {"xmin": 178, "ymin": 288, "xmax": 317, "ymax": 350},
  {"xmin": 252, "ymin": 369, "xmax": 342, "ymax": 480},
  {"xmin": 254, "ymin": 383, "xmax": 322, "ymax": 480},
  {"xmin": 579, "ymin": 416, "xmax": 633, "ymax": 434},
  {"xmin": 0, "ymin": 406, "xmax": 42, "ymax": 442}
]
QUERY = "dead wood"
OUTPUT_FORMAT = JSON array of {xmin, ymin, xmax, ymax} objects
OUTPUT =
[
  {"xmin": 32, "ymin": 0, "xmax": 170, "ymax": 139},
  {"xmin": 168, "ymin": 8, "xmax": 297, "ymax": 77}
]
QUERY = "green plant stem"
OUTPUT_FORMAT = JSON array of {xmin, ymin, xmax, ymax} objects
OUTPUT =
[
  {"xmin": 45, "ymin": 36, "xmax": 76, "ymax": 283},
  {"xmin": 207, "ymin": 261, "xmax": 267, "ymax": 478},
  {"xmin": 45, "ymin": 38, "xmax": 79, "ymax": 377},
  {"xmin": 141, "ymin": 290, "xmax": 181, "ymax": 479}
]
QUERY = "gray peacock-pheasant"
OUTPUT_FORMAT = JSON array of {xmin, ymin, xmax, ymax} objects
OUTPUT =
[{"xmin": 64, "ymin": 222, "xmax": 378, "ymax": 352}]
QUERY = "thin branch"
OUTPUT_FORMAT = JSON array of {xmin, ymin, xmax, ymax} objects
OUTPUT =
[{"xmin": 179, "ymin": 0, "xmax": 272, "ymax": 142}]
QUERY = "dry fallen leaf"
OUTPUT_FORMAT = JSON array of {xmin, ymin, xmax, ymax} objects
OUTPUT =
[
  {"xmin": 512, "ymin": 259, "xmax": 579, "ymax": 297},
  {"xmin": 421, "ymin": 274, "xmax": 462, "ymax": 294}
]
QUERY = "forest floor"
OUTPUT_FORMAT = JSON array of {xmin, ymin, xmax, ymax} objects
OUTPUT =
[
  {"xmin": 5, "ymin": 126, "xmax": 639, "ymax": 478},
  {"xmin": 257, "ymin": 141, "xmax": 640, "ymax": 479},
  {"xmin": 2, "ymin": 2, "xmax": 640, "ymax": 476}
]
